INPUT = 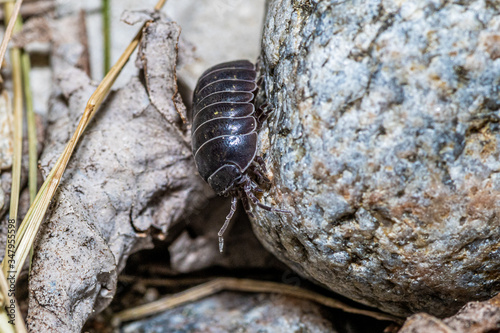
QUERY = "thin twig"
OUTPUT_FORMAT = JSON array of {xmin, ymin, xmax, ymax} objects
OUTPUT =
[
  {"xmin": 112, "ymin": 278, "xmax": 404, "ymax": 327},
  {"xmin": 0, "ymin": 0, "xmax": 23, "ymax": 70}
]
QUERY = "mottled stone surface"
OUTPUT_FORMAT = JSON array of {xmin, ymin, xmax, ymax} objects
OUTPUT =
[
  {"xmin": 399, "ymin": 295, "xmax": 500, "ymax": 333},
  {"xmin": 254, "ymin": 0, "xmax": 500, "ymax": 317},
  {"xmin": 121, "ymin": 292, "xmax": 337, "ymax": 333}
]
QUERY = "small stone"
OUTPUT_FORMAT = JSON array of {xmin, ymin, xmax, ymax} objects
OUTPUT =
[{"xmin": 121, "ymin": 292, "xmax": 337, "ymax": 333}]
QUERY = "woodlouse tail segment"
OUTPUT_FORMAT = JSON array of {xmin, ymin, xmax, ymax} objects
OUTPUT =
[{"xmin": 218, "ymin": 196, "xmax": 238, "ymax": 253}]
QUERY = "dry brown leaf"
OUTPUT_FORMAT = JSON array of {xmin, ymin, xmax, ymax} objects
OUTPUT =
[{"xmin": 26, "ymin": 13, "xmax": 211, "ymax": 333}]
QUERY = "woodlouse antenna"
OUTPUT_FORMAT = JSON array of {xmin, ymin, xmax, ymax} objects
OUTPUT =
[{"xmin": 218, "ymin": 196, "xmax": 238, "ymax": 253}]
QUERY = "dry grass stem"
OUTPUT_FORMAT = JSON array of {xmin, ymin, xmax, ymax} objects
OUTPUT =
[
  {"xmin": 0, "ymin": 0, "xmax": 23, "ymax": 70},
  {"xmin": 112, "ymin": 278, "xmax": 403, "ymax": 327},
  {"xmin": 155, "ymin": 0, "xmax": 167, "ymax": 10},
  {"xmin": 0, "ymin": 311, "xmax": 15, "ymax": 333},
  {"xmin": 0, "ymin": 1, "xmax": 55, "ymax": 20},
  {"xmin": 0, "ymin": 0, "xmax": 167, "ymax": 330},
  {"xmin": 3, "ymin": 2, "xmax": 22, "ymax": 274},
  {"xmin": 5, "ymin": 46, "xmax": 21, "ymax": 229},
  {"xmin": 77, "ymin": 10, "xmax": 90, "ymax": 76},
  {"xmin": 0, "ymin": 270, "xmax": 26, "ymax": 332},
  {"xmin": 0, "ymin": 3, "xmax": 26, "ymax": 331},
  {"xmin": 0, "ymin": 269, "xmax": 13, "ymax": 330}
]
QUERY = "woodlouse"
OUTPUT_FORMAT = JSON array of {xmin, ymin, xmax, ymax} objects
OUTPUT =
[{"xmin": 191, "ymin": 59, "xmax": 288, "ymax": 252}]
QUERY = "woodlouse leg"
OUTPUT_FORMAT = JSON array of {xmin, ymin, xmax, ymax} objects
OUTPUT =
[
  {"xmin": 243, "ymin": 181, "xmax": 273, "ymax": 211},
  {"xmin": 241, "ymin": 196, "xmax": 254, "ymax": 217},
  {"xmin": 253, "ymin": 186, "xmax": 264, "ymax": 194},
  {"xmin": 254, "ymin": 156, "xmax": 267, "ymax": 173},
  {"xmin": 248, "ymin": 165, "xmax": 270, "ymax": 186},
  {"xmin": 244, "ymin": 180, "xmax": 292, "ymax": 214},
  {"xmin": 246, "ymin": 178, "xmax": 263, "ymax": 193},
  {"xmin": 218, "ymin": 196, "xmax": 238, "ymax": 253}
]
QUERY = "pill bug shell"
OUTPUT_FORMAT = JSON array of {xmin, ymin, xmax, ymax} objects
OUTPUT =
[
  {"xmin": 191, "ymin": 60, "xmax": 288, "ymax": 251},
  {"xmin": 191, "ymin": 60, "xmax": 259, "ymax": 194}
]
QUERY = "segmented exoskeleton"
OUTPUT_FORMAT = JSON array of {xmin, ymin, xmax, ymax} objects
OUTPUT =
[{"xmin": 191, "ymin": 60, "xmax": 288, "ymax": 252}]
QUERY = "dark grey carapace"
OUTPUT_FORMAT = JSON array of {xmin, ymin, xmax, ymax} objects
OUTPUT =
[{"xmin": 191, "ymin": 60, "xmax": 288, "ymax": 252}]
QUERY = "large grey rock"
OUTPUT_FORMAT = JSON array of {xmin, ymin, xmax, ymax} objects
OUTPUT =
[{"xmin": 254, "ymin": 0, "xmax": 500, "ymax": 317}]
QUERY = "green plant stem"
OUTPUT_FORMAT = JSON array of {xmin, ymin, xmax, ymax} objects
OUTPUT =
[
  {"xmin": 103, "ymin": 0, "xmax": 111, "ymax": 74},
  {"xmin": 21, "ymin": 50, "xmax": 36, "ymax": 204},
  {"xmin": 21, "ymin": 49, "xmax": 37, "ymax": 272}
]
